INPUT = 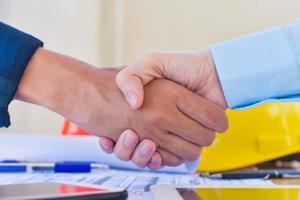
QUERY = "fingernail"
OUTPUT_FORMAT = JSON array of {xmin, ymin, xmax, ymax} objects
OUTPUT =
[
  {"xmin": 140, "ymin": 142, "xmax": 153, "ymax": 155},
  {"xmin": 149, "ymin": 157, "xmax": 158, "ymax": 166},
  {"xmin": 101, "ymin": 141, "xmax": 113, "ymax": 153},
  {"xmin": 126, "ymin": 91, "xmax": 137, "ymax": 108},
  {"xmin": 122, "ymin": 131, "xmax": 136, "ymax": 148}
]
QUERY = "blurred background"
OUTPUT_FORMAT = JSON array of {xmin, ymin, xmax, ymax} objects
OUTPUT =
[{"xmin": 0, "ymin": 0, "xmax": 300, "ymax": 135}]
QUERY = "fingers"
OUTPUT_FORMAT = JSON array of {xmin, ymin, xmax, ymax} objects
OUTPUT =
[
  {"xmin": 99, "ymin": 137, "xmax": 115, "ymax": 153},
  {"xmin": 101, "ymin": 128, "xmax": 199, "ymax": 168},
  {"xmin": 111, "ymin": 132, "xmax": 188, "ymax": 169},
  {"xmin": 103, "ymin": 129, "xmax": 162, "ymax": 169},
  {"xmin": 167, "ymin": 112, "xmax": 216, "ymax": 147},
  {"xmin": 113, "ymin": 130, "xmax": 139, "ymax": 161},
  {"xmin": 147, "ymin": 152, "xmax": 163, "ymax": 170},
  {"xmin": 116, "ymin": 73, "xmax": 144, "ymax": 109},
  {"xmin": 157, "ymin": 131, "xmax": 202, "ymax": 161},
  {"xmin": 108, "ymin": 130, "xmax": 162, "ymax": 169},
  {"xmin": 157, "ymin": 149, "xmax": 184, "ymax": 167},
  {"xmin": 176, "ymin": 90, "xmax": 228, "ymax": 133},
  {"xmin": 131, "ymin": 139, "xmax": 156, "ymax": 168}
]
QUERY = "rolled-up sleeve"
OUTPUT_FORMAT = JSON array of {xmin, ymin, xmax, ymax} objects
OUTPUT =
[
  {"xmin": 0, "ymin": 22, "xmax": 43, "ymax": 127},
  {"xmin": 210, "ymin": 21, "xmax": 300, "ymax": 109}
]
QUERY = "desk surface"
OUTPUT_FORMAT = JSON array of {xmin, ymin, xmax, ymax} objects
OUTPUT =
[{"xmin": 272, "ymin": 178, "xmax": 300, "ymax": 185}]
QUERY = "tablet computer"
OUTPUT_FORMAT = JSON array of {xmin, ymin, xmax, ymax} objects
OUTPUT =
[{"xmin": 0, "ymin": 182, "xmax": 127, "ymax": 200}]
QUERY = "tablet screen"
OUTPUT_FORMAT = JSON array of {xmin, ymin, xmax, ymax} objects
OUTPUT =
[
  {"xmin": 176, "ymin": 188, "xmax": 300, "ymax": 200},
  {"xmin": 0, "ymin": 183, "xmax": 107, "ymax": 199}
]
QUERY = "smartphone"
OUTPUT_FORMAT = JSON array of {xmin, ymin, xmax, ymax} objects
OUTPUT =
[
  {"xmin": 0, "ymin": 182, "xmax": 127, "ymax": 200},
  {"xmin": 151, "ymin": 185, "xmax": 300, "ymax": 200}
]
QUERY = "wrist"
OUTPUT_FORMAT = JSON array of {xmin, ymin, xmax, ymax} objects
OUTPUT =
[
  {"xmin": 15, "ymin": 48, "xmax": 95, "ymax": 116},
  {"xmin": 203, "ymin": 51, "xmax": 228, "ymax": 109},
  {"xmin": 15, "ymin": 48, "xmax": 58, "ymax": 110}
]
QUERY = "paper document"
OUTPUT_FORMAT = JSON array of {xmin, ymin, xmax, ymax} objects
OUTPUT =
[
  {"xmin": 0, "ymin": 133, "xmax": 198, "ymax": 173},
  {"xmin": 0, "ymin": 133, "xmax": 274, "ymax": 199},
  {"xmin": 0, "ymin": 170, "xmax": 273, "ymax": 200}
]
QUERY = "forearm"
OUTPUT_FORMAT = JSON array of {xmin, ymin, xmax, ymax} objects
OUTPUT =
[
  {"xmin": 15, "ymin": 48, "xmax": 129, "ymax": 141},
  {"xmin": 15, "ymin": 48, "xmax": 102, "ymax": 118}
]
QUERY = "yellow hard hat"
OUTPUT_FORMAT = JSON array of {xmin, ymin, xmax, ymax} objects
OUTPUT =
[
  {"xmin": 198, "ymin": 102, "xmax": 300, "ymax": 172},
  {"xmin": 194, "ymin": 188, "xmax": 300, "ymax": 200}
]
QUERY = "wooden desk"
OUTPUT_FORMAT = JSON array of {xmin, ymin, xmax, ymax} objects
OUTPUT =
[{"xmin": 272, "ymin": 178, "xmax": 300, "ymax": 185}]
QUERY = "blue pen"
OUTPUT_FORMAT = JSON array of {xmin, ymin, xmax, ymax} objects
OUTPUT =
[
  {"xmin": 0, "ymin": 160, "xmax": 20, "ymax": 163},
  {"xmin": 0, "ymin": 161, "xmax": 109, "ymax": 173},
  {"xmin": 0, "ymin": 165, "xmax": 26, "ymax": 173}
]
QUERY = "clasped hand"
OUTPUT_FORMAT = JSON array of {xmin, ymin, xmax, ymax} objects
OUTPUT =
[{"xmin": 98, "ymin": 51, "xmax": 229, "ymax": 169}]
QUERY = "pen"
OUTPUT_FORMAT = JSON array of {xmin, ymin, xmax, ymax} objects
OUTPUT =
[
  {"xmin": 0, "ymin": 161, "xmax": 109, "ymax": 173},
  {"xmin": 203, "ymin": 169, "xmax": 300, "ymax": 179}
]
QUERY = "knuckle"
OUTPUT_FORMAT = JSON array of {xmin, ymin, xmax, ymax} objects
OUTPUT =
[
  {"xmin": 133, "ymin": 158, "xmax": 147, "ymax": 168},
  {"xmin": 115, "ymin": 71, "xmax": 127, "ymax": 85},
  {"xmin": 113, "ymin": 148, "xmax": 130, "ymax": 161},
  {"xmin": 202, "ymin": 132, "xmax": 216, "ymax": 146},
  {"xmin": 150, "ymin": 112, "xmax": 168, "ymax": 125},
  {"xmin": 115, "ymin": 154, "xmax": 130, "ymax": 162},
  {"xmin": 160, "ymin": 153, "xmax": 183, "ymax": 167},
  {"xmin": 167, "ymin": 158, "xmax": 184, "ymax": 167},
  {"xmin": 144, "ymin": 51, "xmax": 161, "ymax": 61},
  {"xmin": 142, "ymin": 139, "xmax": 157, "ymax": 148}
]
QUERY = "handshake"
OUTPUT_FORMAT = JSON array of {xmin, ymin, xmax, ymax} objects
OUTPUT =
[
  {"xmin": 17, "ymin": 49, "xmax": 229, "ymax": 170},
  {"xmin": 98, "ymin": 51, "xmax": 229, "ymax": 169}
]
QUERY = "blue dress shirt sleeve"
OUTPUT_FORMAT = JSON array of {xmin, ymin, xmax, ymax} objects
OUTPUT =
[
  {"xmin": 210, "ymin": 21, "xmax": 300, "ymax": 109},
  {"xmin": 0, "ymin": 22, "xmax": 43, "ymax": 127}
]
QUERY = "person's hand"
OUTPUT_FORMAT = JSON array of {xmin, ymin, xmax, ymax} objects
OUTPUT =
[
  {"xmin": 118, "ymin": 51, "xmax": 227, "ymax": 109},
  {"xmin": 86, "ymin": 69, "xmax": 227, "ymax": 167},
  {"xmin": 99, "ymin": 51, "xmax": 229, "ymax": 169},
  {"xmin": 15, "ymin": 48, "xmax": 227, "ymax": 168}
]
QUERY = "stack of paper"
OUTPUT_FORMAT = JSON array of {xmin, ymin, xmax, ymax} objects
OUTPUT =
[
  {"xmin": 0, "ymin": 133, "xmax": 275, "ymax": 200},
  {"xmin": 0, "ymin": 170, "xmax": 273, "ymax": 200},
  {"xmin": 0, "ymin": 133, "xmax": 197, "ymax": 173}
]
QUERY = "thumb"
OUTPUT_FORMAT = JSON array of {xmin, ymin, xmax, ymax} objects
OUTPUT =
[
  {"xmin": 116, "ymin": 71, "xmax": 144, "ymax": 109},
  {"xmin": 116, "ymin": 52, "xmax": 165, "ymax": 109}
]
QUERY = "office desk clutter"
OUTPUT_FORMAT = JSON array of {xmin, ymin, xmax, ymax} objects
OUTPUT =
[
  {"xmin": 0, "ymin": 133, "xmax": 275, "ymax": 200},
  {"xmin": 0, "ymin": 167, "xmax": 273, "ymax": 200},
  {"xmin": 0, "ymin": 161, "xmax": 109, "ymax": 173},
  {"xmin": 0, "ymin": 134, "xmax": 196, "ymax": 174}
]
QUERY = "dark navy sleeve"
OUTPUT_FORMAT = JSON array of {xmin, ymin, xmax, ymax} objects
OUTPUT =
[{"xmin": 0, "ymin": 22, "xmax": 43, "ymax": 127}]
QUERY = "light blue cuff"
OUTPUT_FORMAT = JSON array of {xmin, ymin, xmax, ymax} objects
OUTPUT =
[{"xmin": 210, "ymin": 21, "xmax": 300, "ymax": 109}]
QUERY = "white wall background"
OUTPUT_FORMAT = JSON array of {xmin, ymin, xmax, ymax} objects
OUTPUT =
[
  {"xmin": 0, "ymin": 0, "xmax": 102, "ymax": 134},
  {"xmin": 0, "ymin": 0, "xmax": 300, "ymax": 134}
]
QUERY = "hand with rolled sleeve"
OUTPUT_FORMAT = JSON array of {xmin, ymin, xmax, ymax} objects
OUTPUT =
[
  {"xmin": 100, "ymin": 20, "xmax": 300, "ymax": 169},
  {"xmin": 16, "ymin": 48, "xmax": 228, "ymax": 168}
]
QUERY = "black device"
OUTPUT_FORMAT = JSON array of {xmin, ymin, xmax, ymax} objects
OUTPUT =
[{"xmin": 0, "ymin": 182, "xmax": 127, "ymax": 200}]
